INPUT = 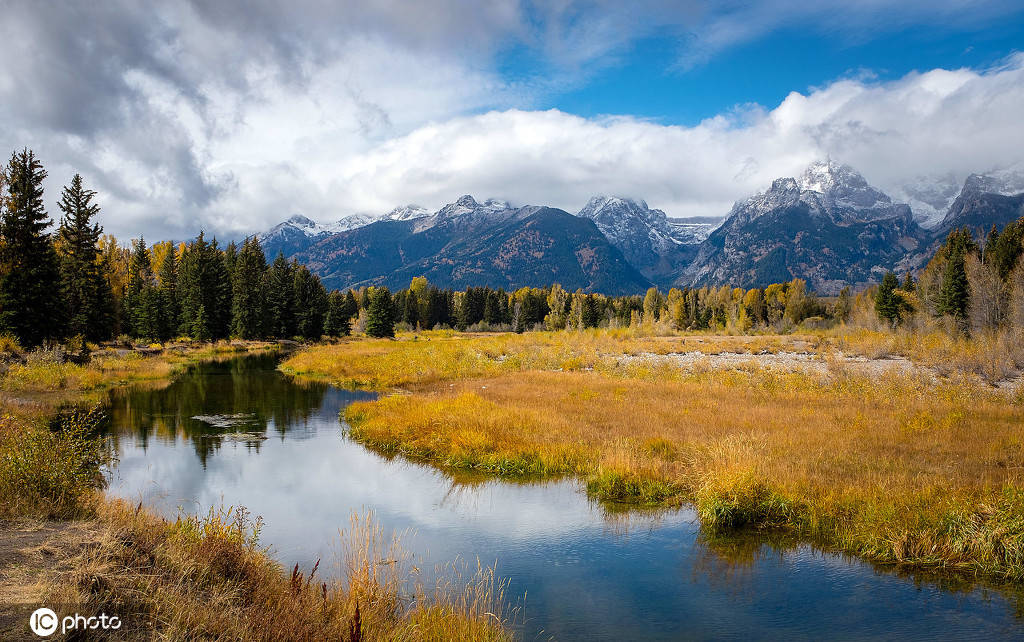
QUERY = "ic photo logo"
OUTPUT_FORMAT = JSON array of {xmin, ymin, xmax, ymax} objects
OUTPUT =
[
  {"xmin": 29, "ymin": 608, "xmax": 58, "ymax": 637},
  {"xmin": 29, "ymin": 607, "xmax": 122, "ymax": 637}
]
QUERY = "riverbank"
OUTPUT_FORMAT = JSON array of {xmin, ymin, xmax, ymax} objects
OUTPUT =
[
  {"xmin": 0, "ymin": 341, "xmax": 511, "ymax": 640},
  {"xmin": 282, "ymin": 329, "xmax": 1024, "ymax": 582}
]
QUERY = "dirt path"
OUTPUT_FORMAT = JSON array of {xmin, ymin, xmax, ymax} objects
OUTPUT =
[{"xmin": 0, "ymin": 520, "xmax": 100, "ymax": 639}]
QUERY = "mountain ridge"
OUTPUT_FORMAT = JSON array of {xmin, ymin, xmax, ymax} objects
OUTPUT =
[{"xmin": 259, "ymin": 160, "xmax": 1024, "ymax": 294}]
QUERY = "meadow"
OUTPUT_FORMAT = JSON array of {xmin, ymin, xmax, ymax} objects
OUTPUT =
[{"xmin": 282, "ymin": 328, "xmax": 1024, "ymax": 581}]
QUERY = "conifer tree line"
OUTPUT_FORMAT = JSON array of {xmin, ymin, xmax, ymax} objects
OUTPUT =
[
  {"xmin": 873, "ymin": 219, "xmax": 1024, "ymax": 332},
  {"xmin": 0, "ymin": 149, "xmax": 351, "ymax": 346}
]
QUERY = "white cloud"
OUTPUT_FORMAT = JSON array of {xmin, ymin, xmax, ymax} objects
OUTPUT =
[
  {"xmin": 1, "ymin": 1, "xmax": 1022, "ymax": 239},
  {"xmin": 273, "ymin": 53, "xmax": 1024, "ymax": 225}
]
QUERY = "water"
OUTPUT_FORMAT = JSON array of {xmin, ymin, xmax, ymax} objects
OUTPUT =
[{"xmin": 103, "ymin": 354, "xmax": 1024, "ymax": 640}]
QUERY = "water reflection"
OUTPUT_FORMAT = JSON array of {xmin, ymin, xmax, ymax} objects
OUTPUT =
[
  {"xmin": 105, "ymin": 354, "xmax": 351, "ymax": 465},
  {"xmin": 102, "ymin": 354, "xmax": 1024, "ymax": 641}
]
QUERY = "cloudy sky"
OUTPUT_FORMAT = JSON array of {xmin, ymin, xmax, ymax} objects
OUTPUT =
[{"xmin": 2, "ymin": 0, "xmax": 1023, "ymax": 240}]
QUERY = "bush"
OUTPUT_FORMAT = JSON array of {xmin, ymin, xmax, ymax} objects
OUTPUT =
[{"xmin": 0, "ymin": 407, "xmax": 111, "ymax": 518}]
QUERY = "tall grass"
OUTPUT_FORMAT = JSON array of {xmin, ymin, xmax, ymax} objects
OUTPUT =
[
  {"xmin": 825, "ymin": 325, "xmax": 1024, "ymax": 384},
  {"xmin": 280, "ymin": 330, "xmax": 816, "ymax": 390},
  {"xmin": 0, "ymin": 406, "xmax": 111, "ymax": 519},
  {"xmin": 46, "ymin": 503, "xmax": 513, "ymax": 640}
]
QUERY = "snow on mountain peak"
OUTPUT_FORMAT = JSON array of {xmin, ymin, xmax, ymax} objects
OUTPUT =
[{"xmin": 384, "ymin": 204, "xmax": 431, "ymax": 221}]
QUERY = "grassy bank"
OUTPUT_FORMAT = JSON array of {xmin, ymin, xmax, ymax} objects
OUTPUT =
[
  {"xmin": 0, "ymin": 342, "xmax": 512, "ymax": 640},
  {"xmin": 284, "ymin": 331, "xmax": 1024, "ymax": 581},
  {"xmin": 41, "ymin": 501, "xmax": 511, "ymax": 641}
]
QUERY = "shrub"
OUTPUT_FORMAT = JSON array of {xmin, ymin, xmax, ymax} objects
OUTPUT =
[{"xmin": 0, "ymin": 407, "xmax": 111, "ymax": 518}]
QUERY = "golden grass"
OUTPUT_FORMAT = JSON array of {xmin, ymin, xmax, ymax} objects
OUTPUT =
[
  {"xmin": 280, "ymin": 329, "xmax": 817, "ymax": 390},
  {"xmin": 281, "ymin": 332, "xmax": 1024, "ymax": 580},
  {"xmin": 822, "ymin": 326, "xmax": 1024, "ymax": 384},
  {"xmin": 43, "ymin": 502, "xmax": 512, "ymax": 641}
]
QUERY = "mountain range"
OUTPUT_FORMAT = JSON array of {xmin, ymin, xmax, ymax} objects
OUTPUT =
[{"xmin": 259, "ymin": 160, "xmax": 1024, "ymax": 295}]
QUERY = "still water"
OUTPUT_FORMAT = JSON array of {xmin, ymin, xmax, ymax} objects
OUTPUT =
[{"xmin": 103, "ymin": 354, "xmax": 1023, "ymax": 640}]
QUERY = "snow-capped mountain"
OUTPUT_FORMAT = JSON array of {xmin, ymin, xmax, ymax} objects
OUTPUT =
[
  {"xmin": 258, "ymin": 214, "xmax": 357, "ymax": 259},
  {"xmin": 729, "ymin": 159, "xmax": 906, "ymax": 228},
  {"xmin": 684, "ymin": 160, "xmax": 925, "ymax": 294},
  {"xmin": 575, "ymin": 196, "xmax": 711, "ymax": 283},
  {"xmin": 667, "ymin": 217, "xmax": 721, "ymax": 245},
  {"xmin": 892, "ymin": 163, "xmax": 1024, "ymax": 228},
  {"xmin": 934, "ymin": 169, "xmax": 1024, "ymax": 237},
  {"xmin": 383, "ymin": 204, "xmax": 432, "ymax": 222}
]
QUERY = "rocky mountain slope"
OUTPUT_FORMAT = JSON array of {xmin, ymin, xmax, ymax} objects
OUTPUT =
[
  {"xmin": 682, "ymin": 160, "xmax": 927, "ymax": 294},
  {"xmin": 259, "ymin": 161, "xmax": 1024, "ymax": 295},
  {"xmin": 575, "ymin": 196, "xmax": 711, "ymax": 286},
  {"xmin": 294, "ymin": 196, "xmax": 651, "ymax": 294},
  {"xmin": 933, "ymin": 173, "xmax": 1024, "ymax": 238}
]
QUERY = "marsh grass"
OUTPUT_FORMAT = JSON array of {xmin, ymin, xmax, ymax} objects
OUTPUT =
[
  {"xmin": 826, "ymin": 326, "xmax": 1024, "ymax": 384},
  {"xmin": 306, "ymin": 332, "xmax": 1024, "ymax": 580},
  {"xmin": 280, "ymin": 330, "xmax": 814, "ymax": 391},
  {"xmin": 45, "ymin": 503, "xmax": 512, "ymax": 641}
]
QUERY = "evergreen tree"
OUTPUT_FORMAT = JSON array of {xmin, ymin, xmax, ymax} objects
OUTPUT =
[
  {"xmin": 157, "ymin": 244, "xmax": 178, "ymax": 340},
  {"xmin": 265, "ymin": 253, "xmax": 296, "ymax": 338},
  {"xmin": 56, "ymin": 174, "xmax": 111, "ymax": 341},
  {"xmin": 402, "ymin": 289, "xmax": 419, "ymax": 327},
  {"xmin": 901, "ymin": 272, "xmax": 916, "ymax": 292},
  {"xmin": 834, "ymin": 286, "xmax": 852, "ymax": 323},
  {"xmin": 937, "ymin": 231, "xmax": 974, "ymax": 322},
  {"xmin": 209, "ymin": 238, "xmax": 233, "ymax": 339},
  {"xmin": 193, "ymin": 303, "xmax": 211, "ymax": 342},
  {"xmin": 342, "ymin": 290, "xmax": 359, "ymax": 319},
  {"xmin": 0, "ymin": 149, "xmax": 62, "ymax": 346},
  {"xmin": 125, "ymin": 237, "xmax": 158, "ymax": 338},
  {"xmin": 231, "ymin": 237, "xmax": 268, "ymax": 339},
  {"xmin": 990, "ymin": 220, "xmax": 1023, "ymax": 281},
  {"xmin": 176, "ymin": 232, "xmax": 231, "ymax": 340},
  {"xmin": 365, "ymin": 286, "xmax": 395, "ymax": 338},
  {"xmin": 324, "ymin": 291, "xmax": 352, "ymax": 336},
  {"xmin": 875, "ymin": 271, "xmax": 905, "ymax": 325},
  {"xmin": 293, "ymin": 265, "xmax": 327, "ymax": 339}
]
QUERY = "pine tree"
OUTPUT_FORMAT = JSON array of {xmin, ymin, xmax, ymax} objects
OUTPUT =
[
  {"xmin": 324, "ymin": 291, "xmax": 352, "ymax": 336},
  {"xmin": 342, "ymin": 290, "xmax": 359, "ymax": 319},
  {"xmin": 209, "ymin": 238, "xmax": 233, "ymax": 339},
  {"xmin": 365, "ymin": 286, "xmax": 395, "ymax": 338},
  {"xmin": 157, "ymin": 244, "xmax": 179, "ymax": 340},
  {"xmin": 125, "ymin": 237, "xmax": 159, "ymax": 338},
  {"xmin": 875, "ymin": 271, "xmax": 905, "ymax": 325},
  {"xmin": 56, "ymin": 174, "xmax": 112, "ymax": 341},
  {"xmin": 901, "ymin": 272, "xmax": 916, "ymax": 292},
  {"xmin": 265, "ymin": 253, "xmax": 296, "ymax": 338},
  {"xmin": 937, "ymin": 231, "xmax": 974, "ymax": 322},
  {"xmin": 0, "ymin": 149, "xmax": 62, "ymax": 346},
  {"xmin": 231, "ymin": 237, "xmax": 267, "ymax": 339},
  {"xmin": 193, "ymin": 303, "xmax": 211, "ymax": 342},
  {"xmin": 293, "ymin": 265, "xmax": 327, "ymax": 339}
]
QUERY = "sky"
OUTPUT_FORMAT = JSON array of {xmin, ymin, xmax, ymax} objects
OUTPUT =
[{"xmin": 1, "ymin": 0, "xmax": 1023, "ymax": 240}]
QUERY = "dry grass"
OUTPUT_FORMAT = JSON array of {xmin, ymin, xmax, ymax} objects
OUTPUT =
[
  {"xmin": 43, "ymin": 502, "xmax": 512, "ymax": 641},
  {"xmin": 280, "ymin": 330, "xmax": 815, "ymax": 390},
  {"xmin": 823, "ymin": 326, "xmax": 1024, "ymax": 384},
  {"xmin": 281, "ymin": 333, "xmax": 1024, "ymax": 580}
]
